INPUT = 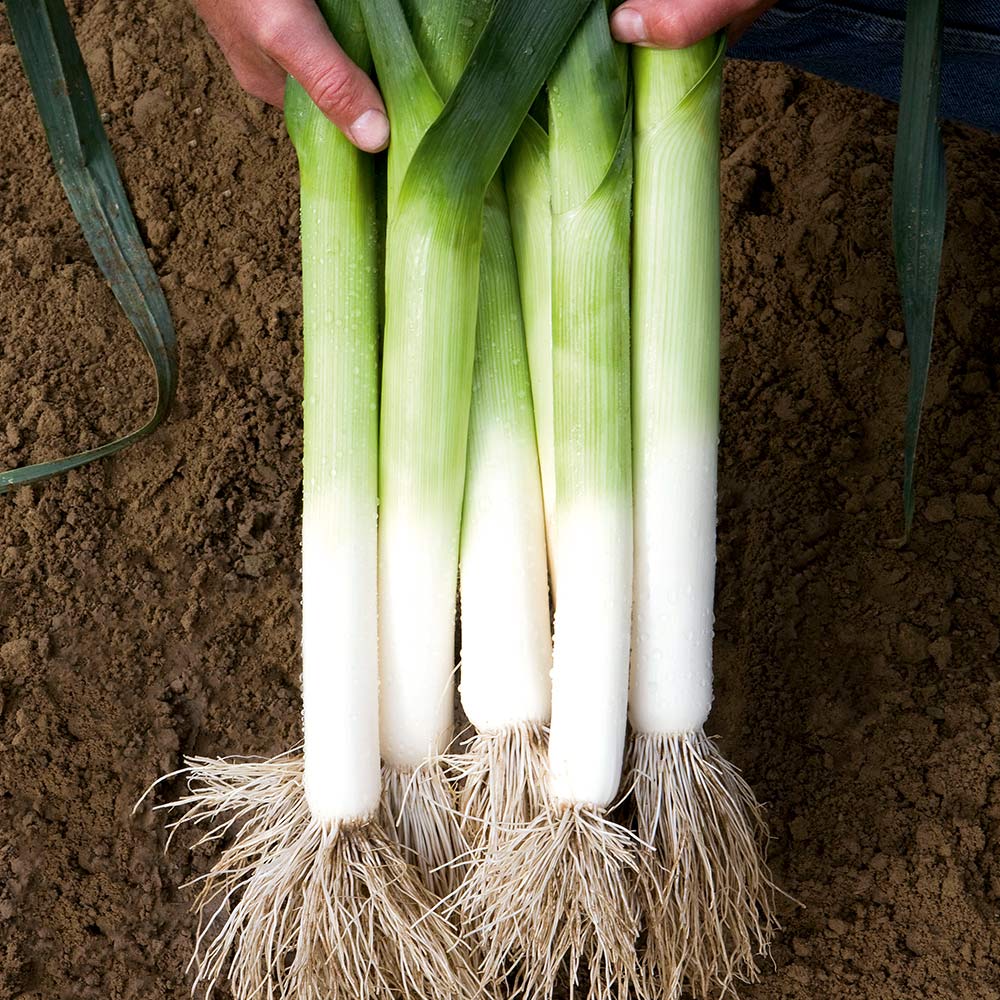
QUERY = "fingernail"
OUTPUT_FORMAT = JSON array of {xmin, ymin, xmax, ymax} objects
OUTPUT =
[
  {"xmin": 349, "ymin": 109, "xmax": 390, "ymax": 152},
  {"xmin": 610, "ymin": 7, "xmax": 646, "ymax": 42}
]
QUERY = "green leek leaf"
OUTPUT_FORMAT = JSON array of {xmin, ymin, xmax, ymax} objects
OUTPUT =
[
  {"xmin": 1, "ymin": 0, "xmax": 177, "ymax": 494},
  {"xmin": 892, "ymin": 0, "xmax": 945, "ymax": 537},
  {"xmin": 400, "ymin": 0, "xmax": 591, "ymax": 202}
]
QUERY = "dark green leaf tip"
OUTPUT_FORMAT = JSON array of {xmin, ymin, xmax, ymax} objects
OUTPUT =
[{"xmin": 892, "ymin": 0, "xmax": 946, "ymax": 540}]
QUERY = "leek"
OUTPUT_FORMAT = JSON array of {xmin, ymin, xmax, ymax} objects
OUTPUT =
[
  {"xmin": 547, "ymin": 0, "xmax": 633, "ymax": 813},
  {"xmin": 295, "ymin": 17, "xmax": 380, "ymax": 837},
  {"xmin": 628, "ymin": 36, "xmax": 777, "ymax": 998},
  {"xmin": 148, "ymin": 3, "xmax": 482, "ymax": 997},
  {"xmin": 472, "ymin": 6, "xmax": 643, "ymax": 998},
  {"xmin": 360, "ymin": 0, "xmax": 591, "ymax": 894},
  {"xmin": 360, "ymin": 0, "xmax": 462, "ymax": 895}
]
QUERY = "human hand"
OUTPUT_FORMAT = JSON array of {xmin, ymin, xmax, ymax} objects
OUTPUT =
[
  {"xmin": 610, "ymin": 0, "xmax": 776, "ymax": 47},
  {"xmin": 191, "ymin": 0, "xmax": 389, "ymax": 152}
]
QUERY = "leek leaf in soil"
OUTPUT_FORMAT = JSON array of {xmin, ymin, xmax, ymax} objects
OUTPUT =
[
  {"xmin": 2, "ymin": 0, "xmax": 178, "ymax": 494},
  {"xmin": 893, "ymin": 0, "xmax": 945, "ymax": 537}
]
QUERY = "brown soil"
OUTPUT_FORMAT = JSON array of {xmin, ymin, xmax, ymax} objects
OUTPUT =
[{"xmin": 2, "ymin": 2, "xmax": 999, "ymax": 998}]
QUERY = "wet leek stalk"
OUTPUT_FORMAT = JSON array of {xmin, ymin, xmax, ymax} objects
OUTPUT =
[
  {"xmin": 150, "ymin": 4, "xmax": 482, "ymax": 999},
  {"xmin": 627, "ymin": 35, "xmax": 778, "ymax": 999},
  {"xmin": 359, "ymin": 0, "xmax": 591, "ymax": 895},
  {"xmin": 472, "ymin": 5, "xmax": 644, "ymax": 998}
]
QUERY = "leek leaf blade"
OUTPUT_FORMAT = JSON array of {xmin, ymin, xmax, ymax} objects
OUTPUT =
[
  {"xmin": 892, "ymin": 0, "xmax": 946, "ymax": 537},
  {"xmin": 2, "ymin": 0, "xmax": 178, "ymax": 494}
]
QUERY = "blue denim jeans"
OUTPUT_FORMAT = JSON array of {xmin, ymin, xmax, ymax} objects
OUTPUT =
[{"xmin": 730, "ymin": 1, "xmax": 1000, "ymax": 133}]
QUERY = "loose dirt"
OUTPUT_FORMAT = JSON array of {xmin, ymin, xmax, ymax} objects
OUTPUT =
[{"xmin": 1, "ymin": 2, "xmax": 999, "ymax": 998}]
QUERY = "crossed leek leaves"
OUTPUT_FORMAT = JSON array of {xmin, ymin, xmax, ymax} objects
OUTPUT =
[{"xmin": 1, "ymin": 0, "xmax": 944, "ymax": 543}]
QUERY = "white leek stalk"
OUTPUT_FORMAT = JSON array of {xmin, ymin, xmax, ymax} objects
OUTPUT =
[
  {"xmin": 358, "ymin": 0, "xmax": 466, "ymax": 895},
  {"xmin": 456, "ymin": 178, "xmax": 553, "ymax": 856},
  {"xmin": 365, "ymin": 1, "xmax": 450, "ymax": 772},
  {"xmin": 546, "ymin": 5, "xmax": 633, "ymax": 809},
  {"xmin": 628, "ymin": 35, "xmax": 778, "ymax": 999},
  {"xmin": 298, "ymin": 42, "xmax": 380, "ymax": 832},
  {"xmin": 459, "ymin": 180, "xmax": 551, "ymax": 738}
]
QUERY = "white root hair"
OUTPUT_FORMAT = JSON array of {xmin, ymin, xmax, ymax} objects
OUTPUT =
[
  {"xmin": 380, "ymin": 760, "xmax": 468, "ymax": 899},
  {"xmin": 629, "ymin": 730, "xmax": 779, "ymax": 999},
  {"xmin": 462, "ymin": 800, "xmax": 645, "ymax": 1000},
  {"xmin": 453, "ymin": 722, "xmax": 550, "ymax": 851},
  {"xmin": 151, "ymin": 752, "xmax": 483, "ymax": 1000},
  {"xmin": 448, "ymin": 722, "xmax": 550, "ymax": 950}
]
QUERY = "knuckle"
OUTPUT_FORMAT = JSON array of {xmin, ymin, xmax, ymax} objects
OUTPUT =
[
  {"xmin": 253, "ymin": 11, "xmax": 294, "ymax": 56},
  {"xmin": 309, "ymin": 63, "xmax": 361, "ymax": 117}
]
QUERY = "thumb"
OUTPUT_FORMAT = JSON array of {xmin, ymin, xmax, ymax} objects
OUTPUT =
[
  {"xmin": 256, "ymin": 2, "xmax": 389, "ymax": 151},
  {"xmin": 610, "ymin": 0, "xmax": 754, "ymax": 48}
]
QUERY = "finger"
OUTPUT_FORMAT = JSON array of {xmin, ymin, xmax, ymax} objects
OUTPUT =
[
  {"xmin": 610, "ymin": 0, "xmax": 759, "ymax": 49},
  {"xmin": 254, "ymin": 2, "xmax": 389, "ymax": 152}
]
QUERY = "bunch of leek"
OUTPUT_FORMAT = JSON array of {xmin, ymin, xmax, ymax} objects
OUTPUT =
[{"xmin": 147, "ymin": 3, "xmax": 780, "ymax": 999}]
